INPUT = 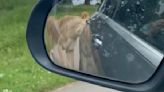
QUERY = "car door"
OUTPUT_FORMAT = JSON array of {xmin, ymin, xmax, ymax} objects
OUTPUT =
[{"xmin": 89, "ymin": 0, "xmax": 164, "ymax": 83}]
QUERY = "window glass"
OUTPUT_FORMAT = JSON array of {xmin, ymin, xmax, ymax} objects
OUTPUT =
[{"xmin": 102, "ymin": 0, "xmax": 164, "ymax": 52}]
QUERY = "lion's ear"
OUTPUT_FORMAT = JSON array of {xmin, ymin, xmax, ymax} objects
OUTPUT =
[{"xmin": 81, "ymin": 11, "xmax": 90, "ymax": 19}]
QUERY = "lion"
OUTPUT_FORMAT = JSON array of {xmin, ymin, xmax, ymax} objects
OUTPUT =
[{"xmin": 46, "ymin": 11, "xmax": 103, "ymax": 75}]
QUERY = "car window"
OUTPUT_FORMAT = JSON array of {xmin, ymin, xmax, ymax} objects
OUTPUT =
[
  {"xmin": 85, "ymin": 0, "xmax": 164, "ymax": 83},
  {"xmin": 101, "ymin": 0, "xmax": 164, "ymax": 52}
]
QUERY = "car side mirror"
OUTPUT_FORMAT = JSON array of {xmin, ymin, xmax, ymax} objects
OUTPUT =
[{"xmin": 26, "ymin": 0, "xmax": 164, "ymax": 92}]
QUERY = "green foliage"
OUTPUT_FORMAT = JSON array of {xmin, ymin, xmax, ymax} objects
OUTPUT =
[{"xmin": 0, "ymin": 1, "xmax": 73, "ymax": 92}]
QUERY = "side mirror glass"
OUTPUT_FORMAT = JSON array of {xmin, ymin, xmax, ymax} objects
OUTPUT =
[{"xmin": 44, "ymin": 0, "xmax": 164, "ymax": 83}]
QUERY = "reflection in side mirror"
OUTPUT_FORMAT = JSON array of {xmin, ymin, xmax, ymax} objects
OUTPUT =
[
  {"xmin": 44, "ymin": 0, "xmax": 101, "ymax": 74},
  {"xmin": 44, "ymin": 0, "xmax": 164, "ymax": 84}
]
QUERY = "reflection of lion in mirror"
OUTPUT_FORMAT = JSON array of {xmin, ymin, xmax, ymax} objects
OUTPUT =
[{"xmin": 46, "ymin": 12, "xmax": 103, "ymax": 75}]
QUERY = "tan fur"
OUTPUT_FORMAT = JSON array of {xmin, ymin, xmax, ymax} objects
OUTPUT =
[
  {"xmin": 81, "ymin": 11, "xmax": 90, "ymax": 19},
  {"xmin": 45, "ymin": 16, "xmax": 60, "ymax": 51},
  {"xmin": 46, "ymin": 16, "xmax": 60, "ymax": 42},
  {"xmin": 47, "ymin": 11, "xmax": 103, "ymax": 74},
  {"xmin": 58, "ymin": 15, "xmax": 85, "ymax": 51}
]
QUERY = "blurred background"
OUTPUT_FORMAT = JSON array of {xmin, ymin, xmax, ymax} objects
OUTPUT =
[
  {"xmin": 0, "ymin": 0, "xmax": 103, "ymax": 92},
  {"xmin": 0, "ymin": 0, "xmax": 74, "ymax": 92}
]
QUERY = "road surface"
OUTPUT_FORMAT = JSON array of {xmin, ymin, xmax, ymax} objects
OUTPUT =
[{"xmin": 50, "ymin": 81, "xmax": 121, "ymax": 92}]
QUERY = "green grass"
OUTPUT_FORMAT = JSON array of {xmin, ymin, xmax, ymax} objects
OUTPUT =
[
  {"xmin": 0, "ymin": 0, "xmax": 74, "ymax": 92},
  {"xmin": 51, "ymin": 4, "xmax": 98, "ymax": 18}
]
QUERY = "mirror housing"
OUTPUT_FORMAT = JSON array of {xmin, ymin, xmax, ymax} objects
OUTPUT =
[{"xmin": 26, "ymin": 0, "xmax": 164, "ymax": 92}]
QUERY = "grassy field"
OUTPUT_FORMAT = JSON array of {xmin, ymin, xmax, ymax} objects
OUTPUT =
[
  {"xmin": 53, "ymin": 4, "xmax": 98, "ymax": 17},
  {"xmin": 0, "ymin": 0, "xmax": 74, "ymax": 92}
]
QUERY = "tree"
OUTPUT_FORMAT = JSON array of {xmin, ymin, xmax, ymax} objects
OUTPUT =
[
  {"xmin": 101, "ymin": 0, "xmax": 104, "ymax": 3},
  {"xmin": 85, "ymin": 0, "xmax": 90, "ymax": 5}
]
